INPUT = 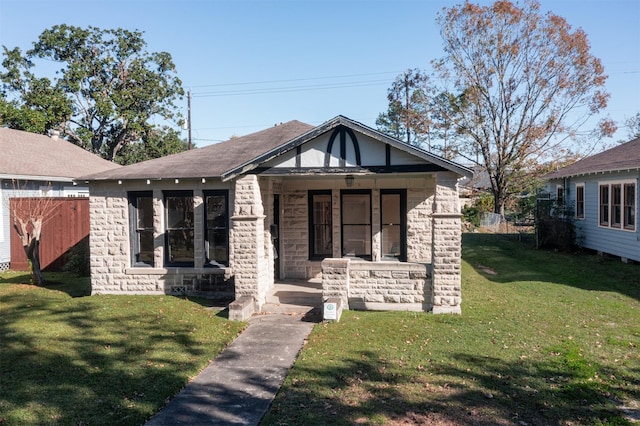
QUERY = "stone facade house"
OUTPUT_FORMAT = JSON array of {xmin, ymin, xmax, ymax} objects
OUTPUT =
[{"xmin": 81, "ymin": 116, "xmax": 472, "ymax": 316}]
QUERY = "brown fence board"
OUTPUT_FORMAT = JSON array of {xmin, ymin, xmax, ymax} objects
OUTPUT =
[{"xmin": 10, "ymin": 197, "xmax": 89, "ymax": 272}]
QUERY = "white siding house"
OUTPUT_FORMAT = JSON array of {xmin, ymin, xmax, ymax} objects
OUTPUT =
[
  {"xmin": 545, "ymin": 137, "xmax": 640, "ymax": 262},
  {"xmin": 0, "ymin": 127, "xmax": 118, "ymax": 271}
]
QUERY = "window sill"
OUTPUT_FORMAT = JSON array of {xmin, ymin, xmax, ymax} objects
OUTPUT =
[{"xmin": 125, "ymin": 267, "xmax": 231, "ymax": 275}]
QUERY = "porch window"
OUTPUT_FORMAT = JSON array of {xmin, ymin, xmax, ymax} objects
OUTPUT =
[
  {"xmin": 599, "ymin": 185, "xmax": 609, "ymax": 226},
  {"xmin": 309, "ymin": 190, "xmax": 333, "ymax": 259},
  {"xmin": 341, "ymin": 190, "xmax": 371, "ymax": 259},
  {"xmin": 164, "ymin": 191, "xmax": 194, "ymax": 267},
  {"xmin": 204, "ymin": 190, "xmax": 229, "ymax": 266},
  {"xmin": 128, "ymin": 191, "xmax": 154, "ymax": 267},
  {"xmin": 575, "ymin": 184, "xmax": 585, "ymax": 219},
  {"xmin": 624, "ymin": 183, "xmax": 636, "ymax": 230},
  {"xmin": 381, "ymin": 190, "xmax": 406, "ymax": 260}
]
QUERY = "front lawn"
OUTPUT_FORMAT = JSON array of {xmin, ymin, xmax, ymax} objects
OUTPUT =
[
  {"xmin": 263, "ymin": 234, "xmax": 640, "ymax": 425},
  {"xmin": 0, "ymin": 273, "xmax": 246, "ymax": 425}
]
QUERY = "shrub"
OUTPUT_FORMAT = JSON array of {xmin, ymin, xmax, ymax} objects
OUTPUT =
[{"xmin": 63, "ymin": 238, "xmax": 90, "ymax": 277}]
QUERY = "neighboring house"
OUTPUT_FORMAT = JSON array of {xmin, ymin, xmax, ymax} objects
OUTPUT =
[
  {"xmin": 81, "ymin": 116, "xmax": 472, "ymax": 315},
  {"xmin": 545, "ymin": 137, "xmax": 639, "ymax": 263},
  {"xmin": 458, "ymin": 165, "xmax": 491, "ymax": 207},
  {"xmin": 0, "ymin": 127, "xmax": 119, "ymax": 271}
]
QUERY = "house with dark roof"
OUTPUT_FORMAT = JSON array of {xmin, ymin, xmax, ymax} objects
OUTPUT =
[
  {"xmin": 0, "ymin": 127, "xmax": 120, "ymax": 271},
  {"xmin": 545, "ymin": 137, "xmax": 639, "ymax": 262},
  {"xmin": 81, "ymin": 116, "xmax": 472, "ymax": 317}
]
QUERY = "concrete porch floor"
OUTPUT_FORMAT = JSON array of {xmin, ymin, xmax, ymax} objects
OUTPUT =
[{"xmin": 261, "ymin": 278, "xmax": 323, "ymax": 318}]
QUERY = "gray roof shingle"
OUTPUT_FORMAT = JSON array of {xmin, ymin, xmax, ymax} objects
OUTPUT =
[
  {"xmin": 545, "ymin": 138, "xmax": 640, "ymax": 179},
  {"xmin": 81, "ymin": 120, "xmax": 315, "ymax": 181},
  {"xmin": 0, "ymin": 127, "xmax": 120, "ymax": 180}
]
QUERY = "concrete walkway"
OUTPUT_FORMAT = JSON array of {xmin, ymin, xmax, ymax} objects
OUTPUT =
[{"xmin": 145, "ymin": 310, "xmax": 318, "ymax": 425}]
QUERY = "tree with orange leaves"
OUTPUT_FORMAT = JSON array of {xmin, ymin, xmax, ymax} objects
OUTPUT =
[{"xmin": 433, "ymin": 0, "xmax": 615, "ymax": 215}]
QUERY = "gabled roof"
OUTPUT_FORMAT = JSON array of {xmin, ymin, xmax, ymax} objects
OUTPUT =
[
  {"xmin": 82, "ymin": 120, "xmax": 314, "ymax": 181},
  {"xmin": 81, "ymin": 115, "xmax": 472, "ymax": 182},
  {"xmin": 0, "ymin": 127, "xmax": 120, "ymax": 181},
  {"xmin": 221, "ymin": 115, "xmax": 472, "ymax": 180},
  {"xmin": 545, "ymin": 137, "xmax": 640, "ymax": 179}
]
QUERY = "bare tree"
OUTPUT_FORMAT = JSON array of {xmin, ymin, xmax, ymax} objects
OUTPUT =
[
  {"xmin": 433, "ymin": 0, "xmax": 616, "ymax": 215},
  {"xmin": 6, "ymin": 181, "xmax": 58, "ymax": 285}
]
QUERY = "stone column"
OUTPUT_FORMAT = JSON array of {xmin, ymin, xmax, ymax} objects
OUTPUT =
[
  {"xmin": 231, "ymin": 175, "xmax": 267, "ymax": 307},
  {"xmin": 431, "ymin": 172, "xmax": 462, "ymax": 314},
  {"xmin": 322, "ymin": 258, "xmax": 350, "ymax": 308}
]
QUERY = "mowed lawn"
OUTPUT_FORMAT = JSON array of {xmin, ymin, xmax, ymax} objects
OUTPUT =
[
  {"xmin": 262, "ymin": 234, "xmax": 640, "ymax": 425},
  {"xmin": 0, "ymin": 273, "xmax": 246, "ymax": 425},
  {"xmin": 1, "ymin": 233, "xmax": 639, "ymax": 425}
]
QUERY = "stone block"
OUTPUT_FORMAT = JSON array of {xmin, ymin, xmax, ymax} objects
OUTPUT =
[{"xmin": 228, "ymin": 296, "xmax": 256, "ymax": 321}]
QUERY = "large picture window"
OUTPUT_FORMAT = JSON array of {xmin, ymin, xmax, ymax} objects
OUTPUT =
[
  {"xmin": 204, "ymin": 190, "xmax": 229, "ymax": 266},
  {"xmin": 341, "ymin": 190, "xmax": 371, "ymax": 259},
  {"xmin": 309, "ymin": 190, "xmax": 333, "ymax": 259},
  {"xmin": 128, "ymin": 191, "xmax": 154, "ymax": 267},
  {"xmin": 380, "ymin": 190, "xmax": 406, "ymax": 261},
  {"xmin": 164, "ymin": 191, "xmax": 194, "ymax": 267},
  {"xmin": 575, "ymin": 184, "xmax": 585, "ymax": 219},
  {"xmin": 599, "ymin": 181, "xmax": 636, "ymax": 231}
]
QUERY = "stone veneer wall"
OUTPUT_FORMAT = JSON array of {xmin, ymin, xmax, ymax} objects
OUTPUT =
[
  {"xmin": 89, "ymin": 182, "xmax": 234, "ymax": 299},
  {"xmin": 231, "ymin": 175, "xmax": 270, "ymax": 307},
  {"xmin": 280, "ymin": 189, "xmax": 309, "ymax": 279},
  {"xmin": 278, "ymin": 176, "xmax": 436, "ymax": 280},
  {"xmin": 431, "ymin": 172, "xmax": 463, "ymax": 314},
  {"xmin": 321, "ymin": 258, "xmax": 432, "ymax": 312}
]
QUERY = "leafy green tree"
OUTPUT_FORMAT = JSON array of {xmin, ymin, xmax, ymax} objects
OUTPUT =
[
  {"xmin": 376, "ymin": 68, "xmax": 432, "ymax": 148},
  {"xmin": 115, "ymin": 126, "xmax": 190, "ymax": 166},
  {"xmin": 432, "ymin": 0, "xmax": 615, "ymax": 215},
  {"xmin": 623, "ymin": 113, "xmax": 640, "ymax": 140},
  {"xmin": 0, "ymin": 24, "xmax": 185, "ymax": 162}
]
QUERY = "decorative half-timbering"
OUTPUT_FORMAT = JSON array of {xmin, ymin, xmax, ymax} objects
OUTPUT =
[{"xmin": 81, "ymin": 116, "xmax": 472, "ymax": 316}]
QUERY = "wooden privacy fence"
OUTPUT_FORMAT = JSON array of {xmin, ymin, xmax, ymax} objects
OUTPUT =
[{"xmin": 10, "ymin": 197, "xmax": 89, "ymax": 272}]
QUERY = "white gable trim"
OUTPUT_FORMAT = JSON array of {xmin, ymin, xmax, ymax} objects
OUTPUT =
[{"xmin": 221, "ymin": 115, "xmax": 472, "ymax": 181}]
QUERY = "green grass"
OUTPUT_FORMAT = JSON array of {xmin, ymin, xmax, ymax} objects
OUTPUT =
[
  {"xmin": 0, "ymin": 273, "xmax": 246, "ymax": 425},
  {"xmin": 262, "ymin": 234, "xmax": 640, "ymax": 426}
]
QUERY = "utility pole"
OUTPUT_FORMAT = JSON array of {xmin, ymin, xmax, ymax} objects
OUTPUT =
[{"xmin": 187, "ymin": 90, "xmax": 192, "ymax": 150}]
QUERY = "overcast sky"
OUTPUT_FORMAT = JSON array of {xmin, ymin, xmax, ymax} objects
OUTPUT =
[{"xmin": 1, "ymin": 0, "xmax": 639, "ymax": 149}]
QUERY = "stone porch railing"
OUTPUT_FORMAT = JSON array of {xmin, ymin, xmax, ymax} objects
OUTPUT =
[{"xmin": 321, "ymin": 258, "xmax": 433, "ymax": 312}]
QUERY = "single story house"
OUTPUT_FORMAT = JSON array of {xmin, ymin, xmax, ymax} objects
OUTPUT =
[
  {"xmin": 545, "ymin": 137, "xmax": 639, "ymax": 262},
  {"xmin": 0, "ymin": 127, "xmax": 119, "ymax": 271},
  {"xmin": 81, "ymin": 116, "xmax": 473, "ymax": 315}
]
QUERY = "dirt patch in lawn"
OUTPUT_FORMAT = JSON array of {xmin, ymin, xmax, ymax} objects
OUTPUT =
[{"xmin": 476, "ymin": 264, "xmax": 497, "ymax": 275}]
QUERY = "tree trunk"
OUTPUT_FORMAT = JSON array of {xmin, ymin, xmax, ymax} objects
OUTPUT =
[
  {"xmin": 13, "ymin": 218, "xmax": 46, "ymax": 285},
  {"xmin": 25, "ymin": 238, "xmax": 45, "ymax": 286}
]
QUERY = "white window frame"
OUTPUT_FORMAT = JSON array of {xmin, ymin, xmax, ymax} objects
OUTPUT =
[
  {"xmin": 575, "ymin": 183, "xmax": 585, "ymax": 220},
  {"xmin": 556, "ymin": 185, "xmax": 565, "ymax": 208},
  {"xmin": 598, "ymin": 180, "xmax": 637, "ymax": 232}
]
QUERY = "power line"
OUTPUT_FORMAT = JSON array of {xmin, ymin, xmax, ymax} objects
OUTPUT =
[
  {"xmin": 188, "ymin": 71, "xmax": 402, "ymax": 89},
  {"xmin": 191, "ymin": 78, "xmax": 392, "ymax": 98}
]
